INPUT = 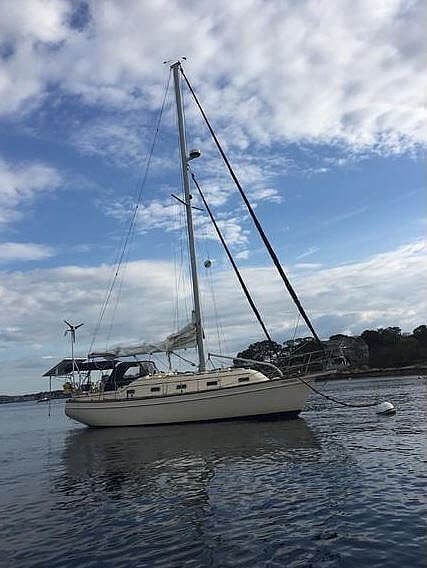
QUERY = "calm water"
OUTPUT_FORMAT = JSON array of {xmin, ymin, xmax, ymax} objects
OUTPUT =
[{"xmin": 1, "ymin": 376, "xmax": 426, "ymax": 567}]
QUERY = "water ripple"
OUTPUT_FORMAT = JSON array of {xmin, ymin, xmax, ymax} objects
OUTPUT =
[{"xmin": 0, "ymin": 377, "xmax": 426, "ymax": 567}]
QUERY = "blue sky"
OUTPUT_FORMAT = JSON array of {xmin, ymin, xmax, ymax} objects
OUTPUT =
[{"xmin": 0, "ymin": 0, "xmax": 425, "ymax": 394}]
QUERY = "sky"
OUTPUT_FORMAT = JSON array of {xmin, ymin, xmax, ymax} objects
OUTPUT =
[{"xmin": 0, "ymin": 0, "xmax": 426, "ymax": 394}]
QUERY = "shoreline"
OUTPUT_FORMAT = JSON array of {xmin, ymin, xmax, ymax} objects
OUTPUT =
[
  {"xmin": 1, "ymin": 366, "xmax": 426, "ymax": 403},
  {"xmin": 0, "ymin": 390, "xmax": 68, "ymax": 405},
  {"xmin": 315, "ymin": 364, "xmax": 427, "ymax": 381}
]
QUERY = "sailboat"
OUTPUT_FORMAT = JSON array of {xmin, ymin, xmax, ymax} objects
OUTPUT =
[{"xmin": 45, "ymin": 61, "xmax": 336, "ymax": 428}]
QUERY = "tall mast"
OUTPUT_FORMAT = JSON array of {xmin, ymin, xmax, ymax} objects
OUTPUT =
[{"xmin": 171, "ymin": 61, "xmax": 206, "ymax": 371}]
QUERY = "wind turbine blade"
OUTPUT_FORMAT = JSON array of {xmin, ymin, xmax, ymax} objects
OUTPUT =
[
  {"xmin": 64, "ymin": 320, "xmax": 72, "ymax": 327},
  {"xmin": 75, "ymin": 323, "xmax": 84, "ymax": 329}
]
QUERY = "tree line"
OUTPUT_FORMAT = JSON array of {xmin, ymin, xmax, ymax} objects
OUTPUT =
[
  {"xmin": 359, "ymin": 325, "xmax": 427, "ymax": 368},
  {"xmin": 236, "ymin": 324, "xmax": 427, "ymax": 371}
]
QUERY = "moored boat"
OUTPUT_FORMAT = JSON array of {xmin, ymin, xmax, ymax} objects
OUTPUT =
[{"xmin": 44, "ymin": 61, "xmax": 339, "ymax": 427}]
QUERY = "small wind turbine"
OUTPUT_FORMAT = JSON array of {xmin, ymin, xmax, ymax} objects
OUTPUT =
[{"xmin": 64, "ymin": 320, "xmax": 84, "ymax": 383}]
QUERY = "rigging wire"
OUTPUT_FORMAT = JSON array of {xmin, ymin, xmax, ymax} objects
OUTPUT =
[
  {"xmin": 205, "ymin": 255, "xmax": 225, "ymax": 355},
  {"xmin": 170, "ymin": 350, "xmax": 197, "ymax": 367},
  {"xmin": 172, "ymin": 86, "xmax": 193, "ymax": 329},
  {"xmin": 173, "ymin": 198, "xmax": 192, "ymax": 333},
  {"xmin": 173, "ymin": 203, "xmax": 180, "ymax": 332},
  {"xmin": 172, "ymin": 108, "xmax": 184, "ymax": 333},
  {"xmin": 191, "ymin": 171, "xmax": 274, "ymax": 345},
  {"xmin": 181, "ymin": 67, "xmax": 322, "ymax": 347},
  {"xmin": 288, "ymin": 313, "xmax": 301, "ymax": 355},
  {"xmin": 84, "ymin": 62, "xmax": 391, "ymax": 414},
  {"xmin": 105, "ymin": 244, "xmax": 129, "ymax": 348},
  {"xmin": 105, "ymin": 206, "xmax": 141, "ymax": 348},
  {"xmin": 89, "ymin": 70, "xmax": 172, "ymax": 354},
  {"xmin": 198, "ymin": 211, "xmax": 225, "ymax": 355},
  {"xmin": 184, "ymin": 69, "xmax": 391, "ymax": 412}
]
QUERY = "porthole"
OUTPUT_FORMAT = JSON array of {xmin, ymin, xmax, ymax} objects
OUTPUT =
[{"xmin": 238, "ymin": 377, "xmax": 250, "ymax": 383}]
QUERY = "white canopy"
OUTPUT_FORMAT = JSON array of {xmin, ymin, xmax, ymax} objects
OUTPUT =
[{"xmin": 89, "ymin": 322, "xmax": 197, "ymax": 359}]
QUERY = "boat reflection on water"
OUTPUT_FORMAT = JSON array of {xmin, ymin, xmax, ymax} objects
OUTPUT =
[{"xmin": 60, "ymin": 418, "xmax": 321, "ymax": 499}]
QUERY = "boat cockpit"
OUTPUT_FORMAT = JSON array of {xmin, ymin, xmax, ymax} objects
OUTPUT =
[{"xmin": 101, "ymin": 360, "xmax": 158, "ymax": 391}]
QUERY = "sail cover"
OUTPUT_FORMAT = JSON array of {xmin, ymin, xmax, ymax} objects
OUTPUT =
[{"xmin": 89, "ymin": 322, "xmax": 197, "ymax": 359}]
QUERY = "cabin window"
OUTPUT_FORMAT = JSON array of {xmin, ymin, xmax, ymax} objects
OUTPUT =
[
  {"xmin": 150, "ymin": 387, "xmax": 160, "ymax": 393},
  {"xmin": 126, "ymin": 389, "xmax": 135, "ymax": 398},
  {"xmin": 176, "ymin": 384, "xmax": 187, "ymax": 390},
  {"xmin": 238, "ymin": 377, "xmax": 250, "ymax": 383},
  {"xmin": 206, "ymin": 380, "xmax": 218, "ymax": 387},
  {"xmin": 123, "ymin": 367, "xmax": 140, "ymax": 378}
]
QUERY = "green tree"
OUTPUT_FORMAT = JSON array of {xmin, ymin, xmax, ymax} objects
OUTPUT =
[
  {"xmin": 236, "ymin": 340, "xmax": 282, "ymax": 363},
  {"xmin": 413, "ymin": 325, "xmax": 427, "ymax": 345},
  {"xmin": 380, "ymin": 327, "xmax": 402, "ymax": 345},
  {"xmin": 361, "ymin": 329, "xmax": 382, "ymax": 347}
]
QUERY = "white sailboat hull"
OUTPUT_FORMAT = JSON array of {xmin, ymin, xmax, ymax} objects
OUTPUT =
[{"xmin": 65, "ymin": 377, "xmax": 311, "ymax": 427}]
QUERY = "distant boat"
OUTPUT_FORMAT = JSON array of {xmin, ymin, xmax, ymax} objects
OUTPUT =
[
  {"xmin": 37, "ymin": 397, "xmax": 49, "ymax": 403},
  {"xmin": 45, "ymin": 61, "xmax": 338, "ymax": 428}
]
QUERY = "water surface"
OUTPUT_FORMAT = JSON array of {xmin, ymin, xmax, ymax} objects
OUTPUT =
[{"xmin": 1, "ymin": 376, "xmax": 426, "ymax": 567}]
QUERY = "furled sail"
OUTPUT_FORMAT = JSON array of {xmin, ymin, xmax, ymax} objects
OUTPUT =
[{"xmin": 89, "ymin": 322, "xmax": 196, "ymax": 359}]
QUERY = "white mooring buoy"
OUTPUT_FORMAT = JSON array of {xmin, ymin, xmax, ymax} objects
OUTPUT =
[{"xmin": 376, "ymin": 401, "xmax": 396, "ymax": 416}]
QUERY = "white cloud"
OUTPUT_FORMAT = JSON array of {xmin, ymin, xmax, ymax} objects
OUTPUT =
[
  {"xmin": 69, "ymin": 115, "xmax": 175, "ymax": 170},
  {"xmin": 215, "ymin": 217, "xmax": 250, "ymax": 248},
  {"xmin": 137, "ymin": 199, "xmax": 184, "ymax": 233},
  {"xmin": 296, "ymin": 246, "xmax": 319, "ymax": 260},
  {"xmin": 0, "ymin": 0, "xmax": 425, "ymax": 154},
  {"xmin": 103, "ymin": 195, "xmax": 251, "ymax": 249},
  {"xmin": 235, "ymin": 250, "xmax": 250, "ymax": 260},
  {"xmin": 295, "ymin": 240, "xmax": 427, "ymax": 334},
  {"xmin": 0, "ymin": 239, "xmax": 425, "ymax": 393},
  {"xmin": 70, "ymin": 119, "xmax": 146, "ymax": 165},
  {"xmin": 105, "ymin": 198, "xmax": 180, "ymax": 233},
  {"xmin": 0, "ymin": 327, "xmax": 25, "ymax": 343},
  {"xmin": 0, "ymin": 157, "xmax": 62, "ymax": 226},
  {"xmin": 322, "ymin": 206, "xmax": 368, "ymax": 227},
  {"xmin": 0, "ymin": 0, "xmax": 71, "ymax": 114},
  {"xmin": 294, "ymin": 263, "xmax": 323, "ymax": 270},
  {"xmin": 0, "ymin": 242, "xmax": 55, "ymax": 262}
]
